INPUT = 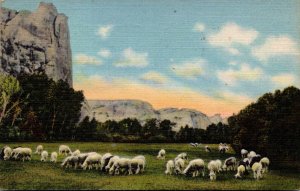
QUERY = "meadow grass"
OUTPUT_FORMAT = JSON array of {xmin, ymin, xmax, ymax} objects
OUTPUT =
[{"xmin": 0, "ymin": 142, "xmax": 299, "ymax": 190}]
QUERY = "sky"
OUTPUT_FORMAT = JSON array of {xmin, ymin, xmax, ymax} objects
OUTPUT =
[{"xmin": 3, "ymin": 0, "xmax": 300, "ymax": 117}]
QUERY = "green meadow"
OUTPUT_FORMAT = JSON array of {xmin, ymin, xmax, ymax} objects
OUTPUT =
[{"xmin": 0, "ymin": 142, "xmax": 299, "ymax": 190}]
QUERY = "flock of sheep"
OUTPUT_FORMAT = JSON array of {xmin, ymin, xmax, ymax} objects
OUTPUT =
[
  {"xmin": 0, "ymin": 143, "xmax": 270, "ymax": 181},
  {"xmin": 159, "ymin": 143, "xmax": 270, "ymax": 181},
  {"xmin": 0, "ymin": 145, "xmax": 146, "ymax": 175}
]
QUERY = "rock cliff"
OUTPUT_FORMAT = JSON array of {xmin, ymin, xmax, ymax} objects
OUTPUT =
[
  {"xmin": 83, "ymin": 100, "xmax": 228, "ymax": 131},
  {"xmin": 0, "ymin": 2, "xmax": 72, "ymax": 86}
]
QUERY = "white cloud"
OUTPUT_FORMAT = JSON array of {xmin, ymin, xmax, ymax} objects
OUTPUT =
[
  {"xmin": 271, "ymin": 73, "xmax": 297, "ymax": 87},
  {"xmin": 252, "ymin": 36, "xmax": 300, "ymax": 62},
  {"xmin": 141, "ymin": 71, "xmax": 169, "ymax": 84},
  {"xmin": 208, "ymin": 22, "xmax": 258, "ymax": 55},
  {"xmin": 228, "ymin": 61, "xmax": 238, "ymax": 66},
  {"xmin": 227, "ymin": 48, "xmax": 240, "ymax": 55},
  {"xmin": 75, "ymin": 54, "xmax": 102, "ymax": 65},
  {"xmin": 97, "ymin": 25, "xmax": 113, "ymax": 39},
  {"xmin": 217, "ymin": 63, "xmax": 263, "ymax": 85},
  {"xmin": 97, "ymin": 49, "xmax": 112, "ymax": 58},
  {"xmin": 114, "ymin": 48, "xmax": 149, "ymax": 68},
  {"xmin": 193, "ymin": 23, "xmax": 205, "ymax": 32},
  {"xmin": 171, "ymin": 58, "xmax": 206, "ymax": 79}
]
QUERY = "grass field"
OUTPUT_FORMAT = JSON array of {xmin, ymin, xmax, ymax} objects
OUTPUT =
[{"xmin": 0, "ymin": 142, "xmax": 299, "ymax": 190}]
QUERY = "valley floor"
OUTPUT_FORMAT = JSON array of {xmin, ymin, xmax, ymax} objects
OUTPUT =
[{"xmin": 0, "ymin": 142, "xmax": 299, "ymax": 190}]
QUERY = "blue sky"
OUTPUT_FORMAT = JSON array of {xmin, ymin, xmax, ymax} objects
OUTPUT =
[{"xmin": 3, "ymin": 0, "xmax": 300, "ymax": 116}]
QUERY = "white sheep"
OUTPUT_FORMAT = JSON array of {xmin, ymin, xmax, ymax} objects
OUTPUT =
[
  {"xmin": 12, "ymin": 147, "xmax": 32, "ymax": 161},
  {"xmin": 222, "ymin": 157, "xmax": 237, "ymax": 171},
  {"xmin": 77, "ymin": 153, "xmax": 95, "ymax": 167},
  {"xmin": 165, "ymin": 160, "xmax": 175, "ymax": 175},
  {"xmin": 157, "ymin": 149, "xmax": 166, "ymax": 160},
  {"xmin": 61, "ymin": 155, "xmax": 79, "ymax": 169},
  {"xmin": 207, "ymin": 160, "xmax": 220, "ymax": 181},
  {"xmin": 3, "ymin": 146, "xmax": 12, "ymax": 160},
  {"xmin": 101, "ymin": 153, "xmax": 113, "ymax": 171},
  {"xmin": 81, "ymin": 153, "xmax": 102, "ymax": 170},
  {"xmin": 35, "ymin": 145, "xmax": 43, "ymax": 155},
  {"xmin": 215, "ymin": 159, "xmax": 222, "ymax": 172},
  {"xmin": 205, "ymin": 145, "xmax": 211, "ymax": 152},
  {"xmin": 105, "ymin": 156, "xmax": 120, "ymax": 172},
  {"xmin": 50, "ymin": 152, "xmax": 58, "ymax": 163},
  {"xmin": 260, "ymin": 157, "xmax": 270, "ymax": 173},
  {"xmin": 174, "ymin": 158, "xmax": 186, "ymax": 174},
  {"xmin": 41, "ymin": 151, "xmax": 48, "ymax": 162},
  {"xmin": 247, "ymin": 151, "xmax": 256, "ymax": 159},
  {"xmin": 252, "ymin": 162, "xmax": 263, "ymax": 180},
  {"xmin": 58, "ymin": 145, "xmax": 72, "ymax": 156},
  {"xmin": 71, "ymin": 149, "xmax": 80, "ymax": 156},
  {"xmin": 109, "ymin": 158, "xmax": 132, "ymax": 175},
  {"xmin": 183, "ymin": 159, "xmax": 205, "ymax": 177},
  {"xmin": 132, "ymin": 155, "xmax": 146, "ymax": 173},
  {"xmin": 234, "ymin": 165, "xmax": 246, "ymax": 179},
  {"xmin": 175, "ymin": 152, "xmax": 188, "ymax": 161},
  {"xmin": 130, "ymin": 157, "xmax": 145, "ymax": 174},
  {"xmin": 241, "ymin": 149, "xmax": 248, "ymax": 158}
]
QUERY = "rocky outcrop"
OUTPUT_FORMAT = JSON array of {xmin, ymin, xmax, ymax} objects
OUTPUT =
[
  {"xmin": 83, "ymin": 99, "xmax": 228, "ymax": 131},
  {"xmin": 157, "ymin": 108, "xmax": 212, "ymax": 132},
  {"xmin": 0, "ymin": 2, "xmax": 72, "ymax": 86}
]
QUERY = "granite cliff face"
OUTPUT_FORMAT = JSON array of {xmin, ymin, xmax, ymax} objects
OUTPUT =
[
  {"xmin": 83, "ymin": 100, "xmax": 228, "ymax": 131},
  {"xmin": 0, "ymin": 2, "xmax": 72, "ymax": 86}
]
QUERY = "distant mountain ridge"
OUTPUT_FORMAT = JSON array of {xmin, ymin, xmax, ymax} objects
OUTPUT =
[{"xmin": 81, "ymin": 99, "xmax": 228, "ymax": 131}]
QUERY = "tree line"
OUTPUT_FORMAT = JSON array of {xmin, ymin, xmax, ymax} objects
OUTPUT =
[{"xmin": 75, "ymin": 117, "xmax": 231, "ymax": 143}]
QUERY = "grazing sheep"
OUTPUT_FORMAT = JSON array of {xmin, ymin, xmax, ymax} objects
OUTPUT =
[
  {"xmin": 222, "ymin": 157, "xmax": 237, "ymax": 171},
  {"xmin": 41, "ymin": 151, "xmax": 48, "ymax": 162},
  {"xmin": 190, "ymin": 143, "xmax": 196, "ymax": 147},
  {"xmin": 249, "ymin": 155, "xmax": 262, "ymax": 168},
  {"xmin": 3, "ymin": 146, "xmax": 12, "ymax": 160},
  {"xmin": 247, "ymin": 151, "xmax": 256, "ymax": 159},
  {"xmin": 50, "ymin": 152, "xmax": 58, "ymax": 163},
  {"xmin": 175, "ymin": 152, "xmax": 188, "ymax": 161},
  {"xmin": 61, "ymin": 155, "xmax": 79, "ymax": 169},
  {"xmin": 59, "ymin": 145, "xmax": 72, "ymax": 156},
  {"xmin": 109, "ymin": 158, "xmax": 132, "ymax": 175},
  {"xmin": 183, "ymin": 159, "xmax": 205, "ymax": 177},
  {"xmin": 205, "ymin": 146, "xmax": 211, "ymax": 152},
  {"xmin": 241, "ymin": 149, "xmax": 248, "ymax": 158},
  {"xmin": 130, "ymin": 157, "xmax": 146, "ymax": 174},
  {"xmin": 82, "ymin": 153, "xmax": 102, "ymax": 170},
  {"xmin": 12, "ymin": 147, "xmax": 32, "ymax": 161},
  {"xmin": 132, "ymin": 155, "xmax": 146, "ymax": 173},
  {"xmin": 35, "ymin": 145, "xmax": 43, "ymax": 155},
  {"xmin": 208, "ymin": 160, "xmax": 219, "ymax": 181},
  {"xmin": 105, "ymin": 156, "xmax": 120, "ymax": 172},
  {"xmin": 175, "ymin": 158, "xmax": 186, "ymax": 174},
  {"xmin": 133, "ymin": 155, "xmax": 146, "ymax": 162},
  {"xmin": 71, "ymin": 149, "xmax": 80, "ymax": 156},
  {"xmin": 260, "ymin": 157, "xmax": 270, "ymax": 173},
  {"xmin": 165, "ymin": 160, "xmax": 175, "ymax": 175},
  {"xmin": 157, "ymin": 149, "xmax": 166, "ymax": 160},
  {"xmin": 252, "ymin": 162, "xmax": 263, "ymax": 180},
  {"xmin": 77, "ymin": 153, "xmax": 93, "ymax": 167},
  {"xmin": 100, "ymin": 153, "xmax": 114, "ymax": 171},
  {"xmin": 235, "ymin": 165, "xmax": 246, "ymax": 179},
  {"xmin": 215, "ymin": 159, "xmax": 222, "ymax": 172}
]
